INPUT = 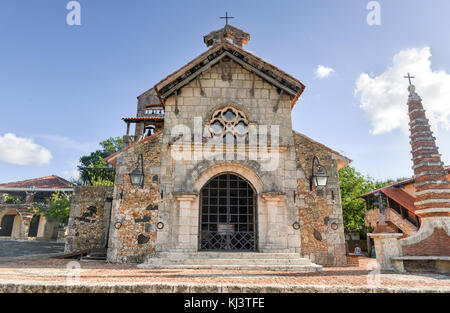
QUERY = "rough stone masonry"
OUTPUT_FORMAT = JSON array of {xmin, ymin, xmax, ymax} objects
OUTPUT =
[{"xmin": 66, "ymin": 24, "xmax": 351, "ymax": 266}]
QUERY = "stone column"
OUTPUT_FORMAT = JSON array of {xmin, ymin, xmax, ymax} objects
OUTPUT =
[
  {"xmin": 368, "ymin": 233, "xmax": 403, "ymax": 270},
  {"xmin": 261, "ymin": 193, "xmax": 288, "ymax": 252},
  {"xmin": 19, "ymin": 213, "xmax": 33, "ymax": 240},
  {"xmin": 174, "ymin": 194, "xmax": 197, "ymax": 252}
]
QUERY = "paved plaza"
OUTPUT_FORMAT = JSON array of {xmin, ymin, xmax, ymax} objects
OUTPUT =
[
  {"xmin": 0, "ymin": 240, "xmax": 65, "ymax": 259},
  {"xmin": 0, "ymin": 256, "xmax": 448, "ymax": 293}
]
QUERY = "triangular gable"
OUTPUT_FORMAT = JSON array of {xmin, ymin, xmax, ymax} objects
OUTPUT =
[
  {"xmin": 152, "ymin": 41, "xmax": 306, "ymax": 109},
  {"xmin": 293, "ymin": 131, "xmax": 352, "ymax": 170}
]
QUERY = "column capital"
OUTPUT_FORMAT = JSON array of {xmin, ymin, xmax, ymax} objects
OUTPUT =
[
  {"xmin": 261, "ymin": 192, "xmax": 285, "ymax": 202},
  {"xmin": 368, "ymin": 233, "xmax": 403, "ymax": 239},
  {"xmin": 173, "ymin": 192, "xmax": 198, "ymax": 202}
]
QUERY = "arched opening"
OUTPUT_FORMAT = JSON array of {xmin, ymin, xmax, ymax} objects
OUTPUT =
[
  {"xmin": 0, "ymin": 210, "xmax": 21, "ymax": 238},
  {"xmin": 199, "ymin": 173, "xmax": 257, "ymax": 251},
  {"xmin": 0, "ymin": 214, "xmax": 16, "ymax": 237},
  {"xmin": 28, "ymin": 214, "xmax": 41, "ymax": 237}
]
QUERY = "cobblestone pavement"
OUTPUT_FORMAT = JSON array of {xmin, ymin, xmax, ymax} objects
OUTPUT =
[
  {"xmin": 0, "ymin": 240, "xmax": 64, "ymax": 258},
  {"xmin": 0, "ymin": 256, "xmax": 448, "ymax": 292}
]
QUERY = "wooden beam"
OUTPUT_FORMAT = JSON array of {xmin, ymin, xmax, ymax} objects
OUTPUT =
[
  {"xmin": 160, "ymin": 54, "xmax": 226, "ymax": 99},
  {"xmin": 273, "ymin": 89, "xmax": 284, "ymax": 112},
  {"xmin": 224, "ymin": 52, "xmax": 297, "ymax": 97}
]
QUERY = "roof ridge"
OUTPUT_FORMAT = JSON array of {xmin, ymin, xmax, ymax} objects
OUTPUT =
[
  {"xmin": 0, "ymin": 175, "xmax": 73, "ymax": 188},
  {"xmin": 153, "ymin": 41, "xmax": 306, "ymax": 108},
  {"xmin": 104, "ymin": 130, "xmax": 163, "ymax": 164},
  {"xmin": 293, "ymin": 130, "xmax": 351, "ymax": 162}
]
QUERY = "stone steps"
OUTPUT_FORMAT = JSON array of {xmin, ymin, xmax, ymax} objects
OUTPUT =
[
  {"xmin": 145, "ymin": 258, "xmax": 312, "ymax": 265},
  {"xmin": 138, "ymin": 252, "xmax": 322, "ymax": 272},
  {"xmin": 138, "ymin": 264, "xmax": 322, "ymax": 272},
  {"xmin": 156, "ymin": 252, "xmax": 301, "ymax": 259}
]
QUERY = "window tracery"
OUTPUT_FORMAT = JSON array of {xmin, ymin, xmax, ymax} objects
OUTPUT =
[{"xmin": 208, "ymin": 107, "xmax": 249, "ymax": 138}]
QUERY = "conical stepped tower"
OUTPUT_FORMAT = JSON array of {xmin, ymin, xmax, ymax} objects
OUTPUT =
[{"xmin": 401, "ymin": 83, "xmax": 450, "ymax": 256}]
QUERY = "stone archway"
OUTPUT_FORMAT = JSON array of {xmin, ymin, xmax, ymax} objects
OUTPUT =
[
  {"xmin": 193, "ymin": 163, "xmax": 264, "ymax": 194},
  {"xmin": 199, "ymin": 172, "xmax": 257, "ymax": 251},
  {"xmin": 0, "ymin": 209, "xmax": 22, "ymax": 239},
  {"xmin": 172, "ymin": 163, "xmax": 289, "ymax": 252}
]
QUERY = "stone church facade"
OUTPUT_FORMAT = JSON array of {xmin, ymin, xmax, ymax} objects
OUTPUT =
[{"xmin": 65, "ymin": 25, "xmax": 350, "ymax": 267}]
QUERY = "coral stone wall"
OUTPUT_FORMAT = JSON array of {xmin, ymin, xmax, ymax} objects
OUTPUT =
[
  {"xmin": 65, "ymin": 186, "xmax": 114, "ymax": 253},
  {"xmin": 107, "ymin": 134, "xmax": 162, "ymax": 263},
  {"xmin": 293, "ymin": 132, "xmax": 347, "ymax": 266}
]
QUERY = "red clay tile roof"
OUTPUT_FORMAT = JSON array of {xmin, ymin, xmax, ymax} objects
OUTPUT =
[
  {"xmin": 152, "ymin": 41, "xmax": 306, "ymax": 109},
  {"xmin": 0, "ymin": 175, "xmax": 73, "ymax": 189},
  {"xmin": 381, "ymin": 188, "xmax": 416, "ymax": 213},
  {"xmin": 360, "ymin": 164, "xmax": 450, "ymax": 198},
  {"xmin": 122, "ymin": 117, "xmax": 165, "ymax": 122},
  {"xmin": 359, "ymin": 177, "xmax": 415, "ymax": 198}
]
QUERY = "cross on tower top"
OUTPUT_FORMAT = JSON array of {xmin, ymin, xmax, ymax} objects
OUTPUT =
[
  {"xmin": 220, "ymin": 12, "xmax": 235, "ymax": 25},
  {"xmin": 404, "ymin": 73, "xmax": 415, "ymax": 86}
]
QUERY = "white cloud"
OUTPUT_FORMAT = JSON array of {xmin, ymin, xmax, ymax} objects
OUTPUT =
[
  {"xmin": 315, "ymin": 65, "xmax": 335, "ymax": 79},
  {"xmin": 355, "ymin": 47, "xmax": 450, "ymax": 134},
  {"xmin": 0, "ymin": 133, "xmax": 52, "ymax": 166},
  {"xmin": 63, "ymin": 169, "xmax": 80, "ymax": 181},
  {"xmin": 63, "ymin": 160, "xmax": 80, "ymax": 181},
  {"xmin": 35, "ymin": 134, "xmax": 97, "ymax": 153}
]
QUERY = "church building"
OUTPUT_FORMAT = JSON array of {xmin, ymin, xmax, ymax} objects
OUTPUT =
[{"xmin": 65, "ymin": 24, "xmax": 351, "ymax": 268}]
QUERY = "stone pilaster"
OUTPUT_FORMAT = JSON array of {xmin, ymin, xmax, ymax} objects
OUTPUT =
[
  {"xmin": 368, "ymin": 233, "xmax": 403, "ymax": 270},
  {"xmin": 261, "ymin": 192, "xmax": 288, "ymax": 252},
  {"xmin": 173, "ymin": 193, "xmax": 198, "ymax": 252}
]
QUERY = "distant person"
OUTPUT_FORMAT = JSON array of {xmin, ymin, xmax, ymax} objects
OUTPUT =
[
  {"xmin": 354, "ymin": 246, "xmax": 361, "ymax": 255},
  {"xmin": 371, "ymin": 247, "xmax": 376, "ymax": 258}
]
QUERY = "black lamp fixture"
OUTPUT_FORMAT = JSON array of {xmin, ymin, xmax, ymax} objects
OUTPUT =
[
  {"xmin": 309, "ymin": 155, "xmax": 328, "ymax": 191},
  {"xmin": 129, "ymin": 154, "xmax": 144, "ymax": 188}
]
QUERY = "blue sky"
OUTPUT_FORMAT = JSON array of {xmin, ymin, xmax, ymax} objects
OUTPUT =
[{"xmin": 1, "ymin": 0, "xmax": 450, "ymax": 183}]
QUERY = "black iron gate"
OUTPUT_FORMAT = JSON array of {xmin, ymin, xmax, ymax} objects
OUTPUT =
[{"xmin": 199, "ymin": 173, "xmax": 257, "ymax": 251}]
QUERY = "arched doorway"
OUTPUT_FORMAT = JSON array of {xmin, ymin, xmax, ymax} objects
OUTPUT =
[
  {"xmin": 0, "ymin": 210, "xmax": 22, "ymax": 238},
  {"xmin": 28, "ymin": 214, "xmax": 41, "ymax": 237},
  {"xmin": 199, "ymin": 173, "xmax": 257, "ymax": 251},
  {"xmin": 0, "ymin": 214, "xmax": 16, "ymax": 237}
]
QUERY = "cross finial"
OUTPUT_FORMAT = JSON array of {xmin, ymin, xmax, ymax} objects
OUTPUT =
[
  {"xmin": 404, "ymin": 73, "xmax": 415, "ymax": 86},
  {"xmin": 220, "ymin": 12, "xmax": 234, "ymax": 25}
]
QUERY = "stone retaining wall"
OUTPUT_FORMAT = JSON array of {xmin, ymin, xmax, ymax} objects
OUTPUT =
[
  {"xmin": 65, "ymin": 186, "xmax": 114, "ymax": 253},
  {"xmin": 107, "ymin": 135, "xmax": 162, "ymax": 263}
]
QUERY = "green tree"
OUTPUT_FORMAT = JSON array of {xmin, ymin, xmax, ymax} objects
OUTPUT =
[
  {"xmin": 76, "ymin": 137, "xmax": 123, "ymax": 186},
  {"xmin": 339, "ymin": 166, "xmax": 375, "ymax": 234},
  {"xmin": 339, "ymin": 166, "xmax": 409, "ymax": 235},
  {"xmin": 36, "ymin": 192, "xmax": 72, "ymax": 225},
  {"xmin": 5, "ymin": 195, "xmax": 20, "ymax": 204}
]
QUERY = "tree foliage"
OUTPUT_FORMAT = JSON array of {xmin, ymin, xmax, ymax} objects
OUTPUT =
[
  {"xmin": 75, "ymin": 137, "xmax": 123, "ymax": 186},
  {"xmin": 36, "ymin": 192, "xmax": 72, "ymax": 225},
  {"xmin": 339, "ymin": 166, "xmax": 374, "ymax": 234},
  {"xmin": 338, "ymin": 165, "xmax": 406, "ymax": 235},
  {"xmin": 5, "ymin": 195, "xmax": 20, "ymax": 204}
]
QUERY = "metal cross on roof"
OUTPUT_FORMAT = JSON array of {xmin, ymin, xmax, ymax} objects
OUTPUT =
[
  {"xmin": 220, "ymin": 12, "xmax": 235, "ymax": 25},
  {"xmin": 404, "ymin": 73, "xmax": 415, "ymax": 86}
]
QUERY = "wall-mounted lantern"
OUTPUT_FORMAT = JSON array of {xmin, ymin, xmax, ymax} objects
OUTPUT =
[
  {"xmin": 129, "ymin": 154, "xmax": 144, "ymax": 188},
  {"xmin": 309, "ymin": 155, "xmax": 328, "ymax": 191}
]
